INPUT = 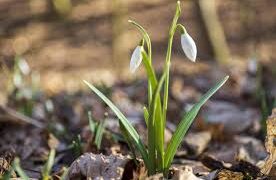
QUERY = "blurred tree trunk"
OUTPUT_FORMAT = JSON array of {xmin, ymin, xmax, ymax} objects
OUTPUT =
[
  {"xmin": 112, "ymin": 0, "xmax": 128, "ymax": 77},
  {"xmin": 197, "ymin": 0, "xmax": 231, "ymax": 66}
]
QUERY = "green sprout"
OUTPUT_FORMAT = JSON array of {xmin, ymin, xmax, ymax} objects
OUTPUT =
[
  {"xmin": 11, "ymin": 150, "xmax": 56, "ymax": 180},
  {"xmin": 84, "ymin": 1, "xmax": 228, "ymax": 176},
  {"xmin": 71, "ymin": 135, "xmax": 82, "ymax": 157},
  {"xmin": 12, "ymin": 157, "xmax": 29, "ymax": 180},
  {"xmin": 88, "ymin": 111, "xmax": 106, "ymax": 150},
  {"xmin": 41, "ymin": 149, "xmax": 56, "ymax": 180}
]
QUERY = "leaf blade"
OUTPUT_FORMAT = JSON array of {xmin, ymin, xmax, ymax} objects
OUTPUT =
[
  {"xmin": 83, "ymin": 80, "xmax": 150, "ymax": 170},
  {"xmin": 164, "ymin": 76, "xmax": 229, "ymax": 169}
]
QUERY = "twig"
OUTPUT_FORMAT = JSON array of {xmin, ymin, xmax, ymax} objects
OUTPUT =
[{"xmin": 0, "ymin": 105, "xmax": 44, "ymax": 129}]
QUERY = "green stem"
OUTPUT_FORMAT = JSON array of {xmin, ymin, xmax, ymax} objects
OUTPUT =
[
  {"xmin": 149, "ymin": 2, "xmax": 181, "ymax": 173},
  {"xmin": 162, "ymin": 1, "xmax": 181, "ymax": 145}
]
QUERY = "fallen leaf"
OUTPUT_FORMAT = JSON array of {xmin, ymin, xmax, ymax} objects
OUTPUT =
[
  {"xmin": 261, "ymin": 108, "xmax": 276, "ymax": 175},
  {"xmin": 171, "ymin": 166, "xmax": 204, "ymax": 180},
  {"xmin": 183, "ymin": 131, "xmax": 212, "ymax": 156},
  {"xmin": 202, "ymin": 101, "xmax": 260, "ymax": 134},
  {"xmin": 217, "ymin": 169, "xmax": 243, "ymax": 180},
  {"xmin": 66, "ymin": 153, "xmax": 130, "ymax": 180}
]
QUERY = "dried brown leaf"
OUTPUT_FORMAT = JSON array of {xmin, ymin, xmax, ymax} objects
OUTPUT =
[
  {"xmin": 261, "ymin": 108, "xmax": 276, "ymax": 175},
  {"xmin": 217, "ymin": 169, "xmax": 243, "ymax": 180},
  {"xmin": 66, "ymin": 153, "xmax": 130, "ymax": 180}
]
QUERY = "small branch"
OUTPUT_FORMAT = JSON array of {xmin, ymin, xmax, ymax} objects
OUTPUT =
[{"xmin": 0, "ymin": 105, "xmax": 44, "ymax": 128}]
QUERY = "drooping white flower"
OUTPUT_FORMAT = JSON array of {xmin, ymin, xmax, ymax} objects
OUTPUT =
[
  {"xmin": 130, "ymin": 46, "xmax": 143, "ymax": 73},
  {"xmin": 181, "ymin": 32, "xmax": 197, "ymax": 62},
  {"xmin": 18, "ymin": 58, "xmax": 30, "ymax": 75}
]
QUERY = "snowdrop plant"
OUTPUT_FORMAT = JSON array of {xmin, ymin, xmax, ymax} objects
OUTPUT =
[{"xmin": 84, "ymin": 1, "xmax": 228, "ymax": 176}]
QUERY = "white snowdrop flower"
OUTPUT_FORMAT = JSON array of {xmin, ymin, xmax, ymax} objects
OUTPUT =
[
  {"xmin": 18, "ymin": 58, "xmax": 30, "ymax": 75},
  {"xmin": 181, "ymin": 32, "xmax": 197, "ymax": 62},
  {"xmin": 130, "ymin": 46, "xmax": 143, "ymax": 73}
]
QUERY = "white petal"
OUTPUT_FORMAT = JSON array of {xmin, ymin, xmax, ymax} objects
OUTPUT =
[
  {"xmin": 181, "ymin": 33, "xmax": 197, "ymax": 62},
  {"xmin": 18, "ymin": 58, "xmax": 30, "ymax": 75},
  {"xmin": 130, "ymin": 46, "xmax": 143, "ymax": 73}
]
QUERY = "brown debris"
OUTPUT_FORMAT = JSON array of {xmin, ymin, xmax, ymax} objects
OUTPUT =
[
  {"xmin": 171, "ymin": 166, "xmax": 203, "ymax": 180},
  {"xmin": 217, "ymin": 169, "xmax": 243, "ymax": 180},
  {"xmin": 66, "ymin": 153, "xmax": 130, "ymax": 180},
  {"xmin": 0, "ymin": 151, "xmax": 16, "ymax": 178},
  {"xmin": 172, "ymin": 160, "xmax": 210, "ymax": 175},
  {"xmin": 183, "ymin": 131, "xmax": 212, "ymax": 156},
  {"xmin": 202, "ymin": 101, "xmax": 260, "ymax": 134},
  {"xmin": 201, "ymin": 155, "xmax": 264, "ymax": 178},
  {"xmin": 47, "ymin": 133, "xmax": 60, "ymax": 150},
  {"xmin": 146, "ymin": 173, "xmax": 163, "ymax": 180},
  {"xmin": 145, "ymin": 166, "xmax": 203, "ymax": 180},
  {"xmin": 122, "ymin": 159, "xmax": 147, "ymax": 180},
  {"xmin": 261, "ymin": 108, "xmax": 276, "ymax": 175},
  {"xmin": 0, "ymin": 125, "xmax": 48, "ymax": 161},
  {"xmin": 231, "ymin": 160, "xmax": 262, "ymax": 179},
  {"xmin": 200, "ymin": 155, "xmax": 228, "ymax": 170}
]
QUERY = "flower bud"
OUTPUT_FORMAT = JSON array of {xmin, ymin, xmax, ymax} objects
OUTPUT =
[
  {"xmin": 130, "ymin": 46, "xmax": 143, "ymax": 73},
  {"xmin": 181, "ymin": 33, "xmax": 197, "ymax": 62}
]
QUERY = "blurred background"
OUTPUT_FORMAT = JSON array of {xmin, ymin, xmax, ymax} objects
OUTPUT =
[{"xmin": 0, "ymin": 0, "xmax": 275, "ymax": 98}]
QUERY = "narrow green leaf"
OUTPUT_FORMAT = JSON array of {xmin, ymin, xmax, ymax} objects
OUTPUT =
[
  {"xmin": 12, "ymin": 157, "xmax": 29, "ymax": 180},
  {"xmin": 119, "ymin": 121, "xmax": 138, "ymax": 163},
  {"xmin": 148, "ymin": 72, "xmax": 166, "ymax": 172},
  {"xmin": 95, "ymin": 120, "xmax": 105, "ymax": 149},
  {"xmin": 163, "ymin": 0, "xmax": 182, "ymax": 141},
  {"xmin": 141, "ymin": 51, "xmax": 157, "ymax": 90},
  {"xmin": 164, "ymin": 76, "xmax": 229, "ymax": 169},
  {"xmin": 60, "ymin": 167, "xmax": 68, "ymax": 180},
  {"xmin": 83, "ymin": 80, "xmax": 150, "ymax": 170},
  {"xmin": 143, "ymin": 106, "xmax": 149, "ymax": 126},
  {"xmin": 42, "ymin": 149, "xmax": 56, "ymax": 180},
  {"xmin": 88, "ymin": 111, "xmax": 96, "ymax": 133},
  {"xmin": 72, "ymin": 135, "xmax": 82, "ymax": 157},
  {"xmin": 141, "ymin": 51, "xmax": 158, "ymax": 107}
]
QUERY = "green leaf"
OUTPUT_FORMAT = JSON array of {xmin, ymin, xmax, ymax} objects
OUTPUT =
[
  {"xmin": 95, "ymin": 120, "xmax": 105, "ymax": 149},
  {"xmin": 119, "ymin": 121, "xmax": 138, "ymax": 163},
  {"xmin": 42, "ymin": 149, "xmax": 56, "ymax": 180},
  {"xmin": 148, "ymin": 72, "xmax": 166, "ymax": 172},
  {"xmin": 143, "ymin": 106, "xmax": 149, "ymax": 126},
  {"xmin": 83, "ymin": 80, "xmax": 150, "ymax": 170},
  {"xmin": 60, "ymin": 167, "xmax": 68, "ymax": 180},
  {"xmin": 162, "ymin": 0, "xmax": 182, "ymax": 140},
  {"xmin": 12, "ymin": 157, "xmax": 29, "ymax": 180},
  {"xmin": 164, "ymin": 76, "xmax": 229, "ymax": 169},
  {"xmin": 88, "ymin": 111, "xmax": 96, "ymax": 133},
  {"xmin": 72, "ymin": 135, "xmax": 82, "ymax": 157},
  {"xmin": 141, "ymin": 51, "xmax": 158, "ymax": 105}
]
